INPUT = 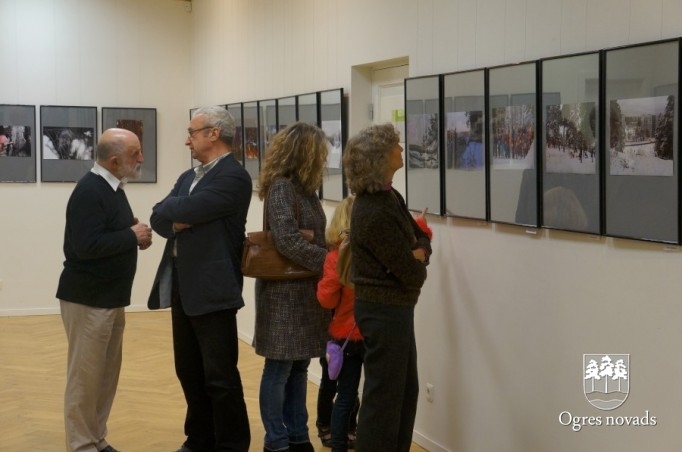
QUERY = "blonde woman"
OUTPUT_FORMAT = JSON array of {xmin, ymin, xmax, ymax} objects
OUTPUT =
[{"xmin": 254, "ymin": 121, "xmax": 330, "ymax": 452}]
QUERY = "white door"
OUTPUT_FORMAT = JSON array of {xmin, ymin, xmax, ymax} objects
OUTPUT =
[{"xmin": 372, "ymin": 65, "xmax": 408, "ymax": 194}]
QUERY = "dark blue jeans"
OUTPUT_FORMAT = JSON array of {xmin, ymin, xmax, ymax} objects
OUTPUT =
[
  {"xmin": 259, "ymin": 358, "xmax": 312, "ymax": 451},
  {"xmin": 330, "ymin": 340, "xmax": 363, "ymax": 452},
  {"xmin": 354, "ymin": 300, "xmax": 418, "ymax": 452},
  {"xmin": 170, "ymin": 274, "xmax": 250, "ymax": 452}
]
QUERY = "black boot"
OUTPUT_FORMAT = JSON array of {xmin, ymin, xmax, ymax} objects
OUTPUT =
[{"xmin": 289, "ymin": 442, "xmax": 314, "ymax": 452}]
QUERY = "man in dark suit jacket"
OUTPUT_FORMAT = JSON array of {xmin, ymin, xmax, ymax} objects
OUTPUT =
[{"xmin": 148, "ymin": 106, "xmax": 252, "ymax": 452}]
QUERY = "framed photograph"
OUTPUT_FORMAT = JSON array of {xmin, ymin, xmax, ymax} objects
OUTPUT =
[
  {"xmin": 320, "ymin": 88, "xmax": 345, "ymax": 201},
  {"xmin": 541, "ymin": 52, "xmax": 601, "ymax": 234},
  {"xmin": 488, "ymin": 62, "xmax": 538, "ymax": 226},
  {"xmin": 259, "ymin": 99, "xmax": 277, "ymax": 168},
  {"xmin": 226, "ymin": 103, "xmax": 244, "ymax": 166},
  {"xmin": 442, "ymin": 70, "xmax": 486, "ymax": 219},
  {"xmin": 243, "ymin": 101, "xmax": 260, "ymax": 188},
  {"xmin": 604, "ymin": 39, "xmax": 679, "ymax": 243},
  {"xmin": 277, "ymin": 96, "xmax": 296, "ymax": 131},
  {"xmin": 189, "ymin": 108, "xmax": 200, "ymax": 168},
  {"xmin": 41, "ymin": 105, "xmax": 97, "ymax": 182},
  {"xmin": 0, "ymin": 104, "xmax": 36, "ymax": 182},
  {"xmin": 297, "ymin": 92, "xmax": 319, "ymax": 126},
  {"xmin": 405, "ymin": 75, "xmax": 442, "ymax": 214},
  {"xmin": 102, "ymin": 107, "xmax": 157, "ymax": 183}
]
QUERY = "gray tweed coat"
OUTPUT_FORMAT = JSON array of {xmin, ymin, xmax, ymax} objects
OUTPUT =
[{"xmin": 253, "ymin": 178, "xmax": 331, "ymax": 360}]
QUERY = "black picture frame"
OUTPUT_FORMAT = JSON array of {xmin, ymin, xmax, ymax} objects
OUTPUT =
[
  {"xmin": 442, "ymin": 70, "xmax": 486, "ymax": 220},
  {"xmin": 40, "ymin": 105, "xmax": 97, "ymax": 182},
  {"xmin": 297, "ymin": 92, "xmax": 319, "ymax": 126},
  {"xmin": 0, "ymin": 104, "xmax": 36, "ymax": 183},
  {"xmin": 243, "ymin": 101, "xmax": 260, "ymax": 189},
  {"xmin": 405, "ymin": 75, "xmax": 442, "ymax": 214},
  {"xmin": 188, "ymin": 108, "xmax": 200, "ymax": 168},
  {"xmin": 102, "ymin": 107, "xmax": 157, "ymax": 183},
  {"xmin": 226, "ymin": 103, "xmax": 244, "ymax": 166},
  {"xmin": 603, "ymin": 39, "xmax": 679, "ymax": 243},
  {"xmin": 540, "ymin": 52, "xmax": 601, "ymax": 235},
  {"xmin": 258, "ymin": 99, "xmax": 277, "ymax": 170},
  {"xmin": 487, "ymin": 62, "xmax": 539, "ymax": 227},
  {"xmin": 320, "ymin": 88, "xmax": 345, "ymax": 202},
  {"xmin": 277, "ymin": 96, "xmax": 296, "ymax": 131}
]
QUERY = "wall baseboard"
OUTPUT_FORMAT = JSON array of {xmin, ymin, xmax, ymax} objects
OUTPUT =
[
  {"xmin": 0, "ymin": 303, "xmax": 156, "ymax": 317},
  {"xmin": 412, "ymin": 430, "xmax": 450, "ymax": 452}
]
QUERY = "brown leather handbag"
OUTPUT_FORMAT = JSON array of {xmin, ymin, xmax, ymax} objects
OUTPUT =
[{"xmin": 241, "ymin": 190, "xmax": 318, "ymax": 280}]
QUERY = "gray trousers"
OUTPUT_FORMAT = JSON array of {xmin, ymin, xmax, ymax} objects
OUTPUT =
[{"xmin": 60, "ymin": 300, "xmax": 125, "ymax": 452}]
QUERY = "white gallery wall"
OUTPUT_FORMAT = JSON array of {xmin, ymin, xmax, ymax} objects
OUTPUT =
[
  {"xmin": 0, "ymin": 0, "xmax": 193, "ymax": 316},
  {"xmin": 2, "ymin": 0, "xmax": 682, "ymax": 451}
]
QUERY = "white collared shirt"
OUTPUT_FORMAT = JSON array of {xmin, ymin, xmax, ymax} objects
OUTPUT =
[{"xmin": 91, "ymin": 163, "xmax": 124, "ymax": 191}]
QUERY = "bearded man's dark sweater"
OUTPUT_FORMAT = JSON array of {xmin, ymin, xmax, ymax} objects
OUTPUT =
[{"xmin": 56, "ymin": 172, "xmax": 138, "ymax": 308}]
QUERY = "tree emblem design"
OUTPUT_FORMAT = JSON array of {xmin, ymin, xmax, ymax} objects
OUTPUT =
[{"xmin": 583, "ymin": 354, "xmax": 629, "ymax": 410}]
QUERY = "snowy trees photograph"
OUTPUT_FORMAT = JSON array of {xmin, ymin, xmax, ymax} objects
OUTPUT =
[
  {"xmin": 445, "ymin": 110, "xmax": 483, "ymax": 170},
  {"xmin": 407, "ymin": 113, "xmax": 439, "ymax": 169},
  {"xmin": 609, "ymin": 95, "xmax": 674, "ymax": 176},
  {"xmin": 545, "ymin": 102, "xmax": 596, "ymax": 174},
  {"xmin": 491, "ymin": 104, "xmax": 535, "ymax": 170},
  {"xmin": 322, "ymin": 119, "xmax": 343, "ymax": 169}
]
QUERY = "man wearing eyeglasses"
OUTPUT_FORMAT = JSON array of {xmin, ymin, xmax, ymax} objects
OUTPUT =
[{"xmin": 148, "ymin": 106, "xmax": 252, "ymax": 452}]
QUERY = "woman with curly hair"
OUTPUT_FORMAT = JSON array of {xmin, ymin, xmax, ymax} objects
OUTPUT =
[
  {"xmin": 254, "ymin": 121, "xmax": 331, "ymax": 452},
  {"xmin": 343, "ymin": 123, "xmax": 432, "ymax": 452}
]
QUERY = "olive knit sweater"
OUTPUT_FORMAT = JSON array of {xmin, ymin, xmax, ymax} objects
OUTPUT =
[{"xmin": 350, "ymin": 188, "xmax": 431, "ymax": 306}]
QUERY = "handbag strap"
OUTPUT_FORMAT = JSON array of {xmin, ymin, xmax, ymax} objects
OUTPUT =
[
  {"xmin": 263, "ymin": 182, "xmax": 301, "ymax": 231},
  {"xmin": 340, "ymin": 323, "xmax": 357, "ymax": 351}
]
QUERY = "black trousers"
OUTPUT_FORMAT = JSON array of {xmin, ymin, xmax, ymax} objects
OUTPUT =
[
  {"xmin": 171, "ymin": 268, "xmax": 251, "ymax": 452},
  {"xmin": 354, "ymin": 300, "xmax": 418, "ymax": 452}
]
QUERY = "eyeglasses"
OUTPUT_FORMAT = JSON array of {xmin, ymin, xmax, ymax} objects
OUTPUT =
[{"xmin": 187, "ymin": 126, "xmax": 213, "ymax": 138}]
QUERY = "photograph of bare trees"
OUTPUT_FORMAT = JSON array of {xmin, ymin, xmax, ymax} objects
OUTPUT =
[
  {"xmin": 545, "ymin": 102, "xmax": 596, "ymax": 174},
  {"xmin": 609, "ymin": 95, "xmax": 674, "ymax": 176}
]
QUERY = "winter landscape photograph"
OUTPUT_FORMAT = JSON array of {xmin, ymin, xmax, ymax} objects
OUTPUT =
[
  {"xmin": 609, "ymin": 95, "xmax": 674, "ymax": 176},
  {"xmin": 545, "ymin": 102, "xmax": 596, "ymax": 174},
  {"xmin": 491, "ymin": 104, "xmax": 535, "ymax": 170}
]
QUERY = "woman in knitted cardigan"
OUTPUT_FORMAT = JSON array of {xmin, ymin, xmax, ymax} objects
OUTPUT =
[{"xmin": 342, "ymin": 123, "xmax": 432, "ymax": 452}]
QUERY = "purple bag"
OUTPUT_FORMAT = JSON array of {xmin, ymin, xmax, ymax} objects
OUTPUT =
[
  {"xmin": 325, "ymin": 323, "xmax": 357, "ymax": 380},
  {"xmin": 325, "ymin": 341, "xmax": 344, "ymax": 380}
]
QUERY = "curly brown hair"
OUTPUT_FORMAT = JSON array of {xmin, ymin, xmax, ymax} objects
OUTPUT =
[
  {"xmin": 258, "ymin": 122, "xmax": 329, "ymax": 199},
  {"xmin": 342, "ymin": 123, "xmax": 400, "ymax": 195}
]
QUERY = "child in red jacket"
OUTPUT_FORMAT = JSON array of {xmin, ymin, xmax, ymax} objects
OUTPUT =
[{"xmin": 317, "ymin": 195, "xmax": 362, "ymax": 452}]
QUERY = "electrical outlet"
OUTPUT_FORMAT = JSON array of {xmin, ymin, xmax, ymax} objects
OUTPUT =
[{"xmin": 425, "ymin": 383, "xmax": 434, "ymax": 402}]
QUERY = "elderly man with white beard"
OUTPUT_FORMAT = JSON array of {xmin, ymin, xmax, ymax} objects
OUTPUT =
[{"xmin": 56, "ymin": 128, "xmax": 152, "ymax": 452}]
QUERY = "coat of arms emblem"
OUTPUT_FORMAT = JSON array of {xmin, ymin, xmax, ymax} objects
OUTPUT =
[{"xmin": 583, "ymin": 354, "xmax": 629, "ymax": 410}]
